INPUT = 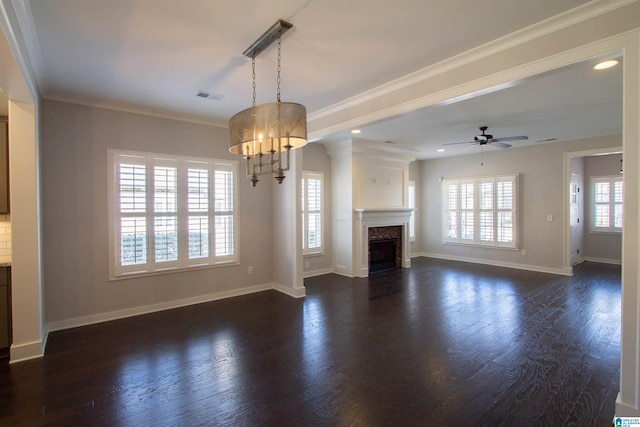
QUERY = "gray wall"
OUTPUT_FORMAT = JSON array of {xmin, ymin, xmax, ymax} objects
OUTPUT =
[
  {"xmin": 39, "ymin": 97, "xmax": 624, "ymax": 326},
  {"xmin": 302, "ymin": 142, "xmax": 333, "ymax": 275},
  {"xmin": 420, "ymin": 134, "xmax": 622, "ymax": 272},
  {"xmin": 583, "ymin": 153, "xmax": 623, "ymax": 262},
  {"xmin": 41, "ymin": 100, "xmax": 274, "ymax": 325}
]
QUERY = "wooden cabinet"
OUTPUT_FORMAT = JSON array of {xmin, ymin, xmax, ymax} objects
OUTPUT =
[{"xmin": 0, "ymin": 120, "xmax": 8, "ymax": 213}]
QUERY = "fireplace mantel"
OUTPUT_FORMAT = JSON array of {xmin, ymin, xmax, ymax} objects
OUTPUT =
[
  {"xmin": 353, "ymin": 208, "xmax": 413, "ymax": 277},
  {"xmin": 355, "ymin": 208, "xmax": 414, "ymax": 220}
]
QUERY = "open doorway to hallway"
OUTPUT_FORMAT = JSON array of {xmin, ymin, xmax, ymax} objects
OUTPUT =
[{"xmin": 568, "ymin": 149, "xmax": 623, "ymax": 268}]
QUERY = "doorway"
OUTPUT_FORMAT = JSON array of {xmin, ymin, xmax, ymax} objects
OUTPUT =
[{"xmin": 566, "ymin": 148, "xmax": 623, "ymax": 270}]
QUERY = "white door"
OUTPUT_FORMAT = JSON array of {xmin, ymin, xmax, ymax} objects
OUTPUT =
[{"xmin": 569, "ymin": 173, "xmax": 583, "ymax": 266}]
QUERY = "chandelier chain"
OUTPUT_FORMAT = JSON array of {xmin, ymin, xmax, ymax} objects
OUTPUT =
[
  {"xmin": 277, "ymin": 34, "xmax": 281, "ymax": 102},
  {"xmin": 252, "ymin": 56, "xmax": 256, "ymax": 107}
]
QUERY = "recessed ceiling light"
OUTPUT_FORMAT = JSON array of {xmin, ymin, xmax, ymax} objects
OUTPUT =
[
  {"xmin": 594, "ymin": 59, "xmax": 619, "ymax": 70},
  {"xmin": 437, "ymin": 148, "xmax": 445, "ymax": 153},
  {"xmin": 351, "ymin": 129, "xmax": 361, "ymax": 134}
]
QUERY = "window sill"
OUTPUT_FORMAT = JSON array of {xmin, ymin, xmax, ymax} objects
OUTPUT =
[
  {"xmin": 589, "ymin": 230, "xmax": 622, "ymax": 235},
  {"xmin": 110, "ymin": 260, "xmax": 240, "ymax": 282},
  {"xmin": 443, "ymin": 241, "xmax": 519, "ymax": 251},
  {"xmin": 303, "ymin": 251, "xmax": 325, "ymax": 258}
]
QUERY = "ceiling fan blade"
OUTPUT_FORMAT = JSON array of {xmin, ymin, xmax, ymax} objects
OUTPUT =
[
  {"xmin": 493, "ymin": 135, "xmax": 528, "ymax": 142},
  {"xmin": 490, "ymin": 141, "xmax": 512, "ymax": 149},
  {"xmin": 462, "ymin": 143, "xmax": 479, "ymax": 151},
  {"xmin": 443, "ymin": 140, "xmax": 475, "ymax": 146}
]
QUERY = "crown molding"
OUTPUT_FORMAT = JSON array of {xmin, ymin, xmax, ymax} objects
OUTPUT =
[
  {"xmin": 44, "ymin": 91, "xmax": 228, "ymax": 128},
  {"xmin": 0, "ymin": 0, "xmax": 40, "ymax": 102},
  {"xmin": 308, "ymin": 0, "xmax": 638, "ymax": 123},
  {"xmin": 9, "ymin": 0, "xmax": 46, "ymax": 92}
]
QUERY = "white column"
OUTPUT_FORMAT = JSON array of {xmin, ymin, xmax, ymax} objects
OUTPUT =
[
  {"xmin": 272, "ymin": 148, "xmax": 305, "ymax": 298},
  {"xmin": 617, "ymin": 32, "xmax": 640, "ymax": 417},
  {"xmin": 8, "ymin": 99, "xmax": 44, "ymax": 362}
]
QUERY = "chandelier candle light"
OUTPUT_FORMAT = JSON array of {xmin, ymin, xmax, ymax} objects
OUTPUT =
[{"xmin": 229, "ymin": 19, "xmax": 307, "ymax": 187}]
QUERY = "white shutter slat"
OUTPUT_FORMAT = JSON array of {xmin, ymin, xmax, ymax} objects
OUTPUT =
[
  {"xmin": 591, "ymin": 177, "xmax": 623, "ymax": 232},
  {"xmin": 120, "ymin": 217, "xmax": 147, "ymax": 266},
  {"xmin": 302, "ymin": 172, "xmax": 324, "ymax": 255},
  {"xmin": 120, "ymin": 164, "xmax": 146, "ymax": 213},
  {"xmin": 214, "ymin": 170, "xmax": 235, "ymax": 259}
]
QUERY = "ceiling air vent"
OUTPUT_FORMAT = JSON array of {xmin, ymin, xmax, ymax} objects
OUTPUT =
[{"xmin": 196, "ymin": 91, "xmax": 224, "ymax": 100}]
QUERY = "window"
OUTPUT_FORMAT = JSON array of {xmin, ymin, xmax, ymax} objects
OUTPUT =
[
  {"xmin": 302, "ymin": 171, "xmax": 323, "ymax": 255},
  {"xmin": 591, "ymin": 176, "xmax": 623, "ymax": 233},
  {"xmin": 109, "ymin": 150, "xmax": 238, "ymax": 279},
  {"xmin": 408, "ymin": 181, "xmax": 416, "ymax": 242},
  {"xmin": 443, "ymin": 174, "xmax": 518, "ymax": 248}
]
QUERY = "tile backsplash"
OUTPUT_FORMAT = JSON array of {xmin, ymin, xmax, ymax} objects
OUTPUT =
[{"xmin": 0, "ymin": 214, "xmax": 11, "ymax": 262}]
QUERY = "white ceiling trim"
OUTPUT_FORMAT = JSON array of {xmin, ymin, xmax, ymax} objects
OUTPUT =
[
  {"xmin": 308, "ymin": 0, "xmax": 635, "ymax": 123},
  {"xmin": 308, "ymin": 29, "xmax": 633, "ymax": 142},
  {"xmin": 0, "ymin": 0, "xmax": 39, "ymax": 102},
  {"xmin": 44, "ymin": 91, "xmax": 228, "ymax": 128},
  {"xmin": 7, "ymin": 0, "xmax": 45, "ymax": 94}
]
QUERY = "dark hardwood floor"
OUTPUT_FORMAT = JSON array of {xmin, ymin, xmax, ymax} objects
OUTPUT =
[{"xmin": 0, "ymin": 258, "xmax": 621, "ymax": 426}]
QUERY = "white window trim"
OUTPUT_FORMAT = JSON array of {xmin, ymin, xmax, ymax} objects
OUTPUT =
[
  {"xmin": 302, "ymin": 171, "xmax": 324, "ymax": 256},
  {"xmin": 408, "ymin": 181, "xmax": 416, "ymax": 242},
  {"xmin": 108, "ymin": 149, "xmax": 239, "ymax": 280},
  {"xmin": 442, "ymin": 174, "xmax": 519, "ymax": 249},
  {"xmin": 590, "ymin": 175, "xmax": 623, "ymax": 234}
]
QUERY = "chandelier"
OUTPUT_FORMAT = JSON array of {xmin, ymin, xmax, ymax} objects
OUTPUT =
[{"xmin": 229, "ymin": 19, "xmax": 307, "ymax": 187}]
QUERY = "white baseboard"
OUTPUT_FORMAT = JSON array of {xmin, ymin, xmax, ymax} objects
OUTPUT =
[
  {"xmin": 571, "ymin": 256, "xmax": 586, "ymax": 267},
  {"xmin": 616, "ymin": 392, "xmax": 640, "ymax": 416},
  {"xmin": 332, "ymin": 264, "xmax": 353, "ymax": 278},
  {"xmin": 303, "ymin": 267, "xmax": 333, "ymax": 278},
  {"xmin": 10, "ymin": 339, "xmax": 46, "ymax": 364},
  {"xmin": 331, "ymin": 270, "xmax": 355, "ymax": 278},
  {"xmin": 46, "ymin": 282, "xmax": 274, "ymax": 333},
  {"xmin": 419, "ymin": 252, "xmax": 573, "ymax": 276},
  {"xmin": 273, "ymin": 283, "xmax": 306, "ymax": 298},
  {"xmin": 584, "ymin": 256, "xmax": 621, "ymax": 265}
]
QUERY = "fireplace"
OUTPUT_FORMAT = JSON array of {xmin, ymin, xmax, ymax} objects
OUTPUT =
[
  {"xmin": 354, "ymin": 208, "xmax": 413, "ymax": 277},
  {"xmin": 368, "ymin": 226, "xmax": 402, "ymax": 273},
  {"xmin": 369, "ymin": 239, "xmax": 398, "ymax": 273}
]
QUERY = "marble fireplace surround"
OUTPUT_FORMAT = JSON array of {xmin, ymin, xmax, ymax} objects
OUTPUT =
[{"xmin": 354, "ymin": 208, "xmax": 413, "ymax": 277}]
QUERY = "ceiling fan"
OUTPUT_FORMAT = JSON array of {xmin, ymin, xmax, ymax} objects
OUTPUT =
[{"xmin": 445, "ymin": 126, "xmax": 528, "ymax": 150}]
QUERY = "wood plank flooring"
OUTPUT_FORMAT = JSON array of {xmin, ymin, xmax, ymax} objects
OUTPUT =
[{"xmin": 0, "ymin": 258, "xmax": 621, "ymax": 426}]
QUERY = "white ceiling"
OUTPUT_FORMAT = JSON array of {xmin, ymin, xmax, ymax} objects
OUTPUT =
[
  {"xmin": 334, "ymin": 58, "xmax": 622, "ymax": 158},
  {"xmin": 1, "ymin": 0, "xmax": 624, "ymax": 158}
]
